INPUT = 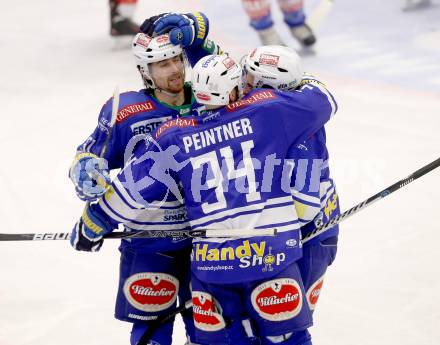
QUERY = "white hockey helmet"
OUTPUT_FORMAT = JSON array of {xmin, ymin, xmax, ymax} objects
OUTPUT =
[
  {"xmin": 132, "ymin": 33, "xmax": 184, "ymax": 89},
  {"xmin": 242, "ymin": 45, "xmax": 303, "ymax": 91},
  {"xmin": 191, "ymin": 55, "xmax": 245, "ymax": 106}
]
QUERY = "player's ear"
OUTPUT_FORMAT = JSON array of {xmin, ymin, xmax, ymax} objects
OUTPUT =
[{"xmin": 229, "ymin": 87, "xmax": 238, "ymax": 103}]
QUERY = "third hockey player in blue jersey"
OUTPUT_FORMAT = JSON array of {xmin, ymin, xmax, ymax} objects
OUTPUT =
[{"xmin": 242, "ymin": 45, "xmax": 340, "ymax": 345}]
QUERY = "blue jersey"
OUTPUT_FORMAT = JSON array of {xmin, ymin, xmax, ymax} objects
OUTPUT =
[
  {"xmin": 76, "ymin": 85, "xmax": 203, "ymax": 251},
  {"xmin": 96, "ymin": 81, "xmax": 337, "ymax": 283},
  {"xmin": 286, "ymin": 75, "xmax": 340, "ymax": 243},
  {"xmin": 289, "ymin": 128, "xmax": 340, "ymax": 244}
]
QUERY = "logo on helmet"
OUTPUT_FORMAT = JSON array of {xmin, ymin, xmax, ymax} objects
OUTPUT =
[
  {"xmin": 135, "ymin": 34, "xmax": 152, "ymax": 49},
  {"xmin": 156, "ymin": 35, "xmax": 170, "ymax": 44},
  {"xmin": 202, "ymin": 55, "xmax": 217, "ymax": 68},
  {"xmin": 123, "ymin": 272, "xmax": 178, "ymax": 312},
  {"xmin": 192, "ymin": 291, "xmax": 226, "ymax": 332},
  {"xmin": 222, "ymin": 57, "xmax": 236, "ymax": 70},
  {"xmin": 251, "ymin": 278, "xmax": 303, "ymax": 321},
  {"xmin": 196, "ymin": 92, "xmax": 211, "ymax": 101},
  {"xmin": 259, "ymin": 54, "xmax": 280, "ymax": 67}
]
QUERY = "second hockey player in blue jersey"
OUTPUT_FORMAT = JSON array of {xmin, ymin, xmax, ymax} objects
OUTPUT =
[{"xmin": 242, "ymin": 45, "xmax": 340, "ymax": 345}]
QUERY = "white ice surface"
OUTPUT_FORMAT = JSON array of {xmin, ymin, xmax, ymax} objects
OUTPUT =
[{"xmin": 0, "ymin": 0, "xmax": 439, "ymax": 344}]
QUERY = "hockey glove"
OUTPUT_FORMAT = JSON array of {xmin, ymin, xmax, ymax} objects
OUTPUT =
[
  {"xmin": 152, "ymin": 12, "xmax": 209, "ymax": 47},
  {"xmin": 140, "ymin": 12, "xmax": 168, "ymax": 36},
  {"xmin": 70, "ymin": 204, "xmax": 114, "ymax": 252},
  {"xmin": 69, "ymin": 152, "xmax": 111, "ymax": 201}
]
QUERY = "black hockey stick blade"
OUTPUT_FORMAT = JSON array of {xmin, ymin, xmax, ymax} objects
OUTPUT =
[{"xmin": 137, "ymin": 300, "xmax": 193, "ymax": 345}]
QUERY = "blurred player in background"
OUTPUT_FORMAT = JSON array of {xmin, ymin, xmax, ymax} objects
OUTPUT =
[
  {"xmin": 402, "ymin": 0, "xmax": 432, "ymax": 11},
  {"xmin": 110, "ymin": 0, "xmax": 139, "ymax": 36},
  {"xmin": 241, "ymin": 0, "xmax": 316, "ymax": 47}
]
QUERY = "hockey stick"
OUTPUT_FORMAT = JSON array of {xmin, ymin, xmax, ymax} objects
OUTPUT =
[
  {"xmin": 137, "ymin": 300, "xmax": 193, "ymax": 345},
  {"xmin": 0, "ymin": 228, "xmax": 277, "ymax": 242},
  {"xmin": 122, "ymin": 156, "xmax": 440, "ymax": 344},
  {"xmin": 302, "ymin": 156, "xmax": 440, "ymax": 243},
  {"xmin": 307, "ymin": 0, "xmax": 334, "ymax": 32},
  {"xmin": 137, "ymin": 157, "xmax": 440, "ymax": 342},
  {"xmin": 102, "ymin": 86, "xmax": 120, "ymax": 157},
  {"xmin": 82, "ymin": 86, "xmax": 120, "ymax": 205}
]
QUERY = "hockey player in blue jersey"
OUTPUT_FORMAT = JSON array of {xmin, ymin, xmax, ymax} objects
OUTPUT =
[
  {"xmin": 242, "ymin": 45, "xmax": 340, "ymax": 344},
  {"xmin": 68, "ymin": 15, "xmax": 218, "ymax": 343},
  {"xmin": 70, "ymin": 53, "xmax": 337, "ymax": 344}
]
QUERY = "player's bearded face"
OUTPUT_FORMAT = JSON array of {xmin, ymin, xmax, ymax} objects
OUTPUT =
[{"xmin": 150, "ymin": 55, "xmax": 185, "ymax": 93}]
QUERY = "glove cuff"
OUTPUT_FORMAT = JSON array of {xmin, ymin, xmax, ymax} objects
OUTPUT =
[
  {"xmin": 82, "ymin": 204, "xmax": 114, "ymax": 237},
  {"xmin": 75, "ymin": 152, "xmax": 100, "ymax": 161},
  {"xmin": 186, "ymin": 12, "xmax": 209, "ymax": 47}
]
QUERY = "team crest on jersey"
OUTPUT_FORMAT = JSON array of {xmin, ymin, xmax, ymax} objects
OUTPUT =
[
  {"xmin": 251, "ymin": 278, "xmax": 303, "ymax": 321},
  {"xmin": 192, "ymin": 291, "xmax": 226, "ymax": 332},
  {"xmin": 135, "ymin": 34, "xmax": 152, "ymax": 48},
  {"xmin": 123, "ymin": 273, "xmax": 178, "ymax": 312},
  {"xmin": 259, "ymin": 54, "xmax": 279, "ymax": 67},
  {"xmin": 306, "ymin": 275, "xmax": 325, "ymax": 311}
]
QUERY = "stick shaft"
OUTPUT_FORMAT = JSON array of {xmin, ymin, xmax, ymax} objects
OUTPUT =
[
  {"xmin": 0, "ymin": 228, "xmax": 277, "ymax": 242},
  {"xmin": 303, "ymin": 156, "xmax": 440, "ymax": 243}
]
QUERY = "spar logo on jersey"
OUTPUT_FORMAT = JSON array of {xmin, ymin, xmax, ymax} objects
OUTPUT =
[
  {"xmin": 135, "ymin": 33, "xmax": 152, "ymax": 48},
  {"xmin": 259, "ymin": 54, "xmax": 279, "ymax": 67},
  {"xmin": 163, "ymin": 208, "xmax": 187, "ymax": 222},
  {"xmin": 192, "ymin": 291, "xmax": 226, "ymax": 332},
  {"xmin": 116, "ymin": 101, "xmax": 156, "ymax": 124},
  {"xmin": 123, "ymin": 272, "xmax": 179, "ymax": 312},
  {"xmin": 306, "ymin": 275, "xmax": 325, "ymax": 311},
  {"xmin": 226, "ymin": 90, "xmax": 276, "ymax": 112},
  {"xmin": 131, "ymin": 116, "xmax": 172, "ymax": 135},
  {"xmin": 251, "ymin": 278, "xmax": 303, "ymax": 321}
]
